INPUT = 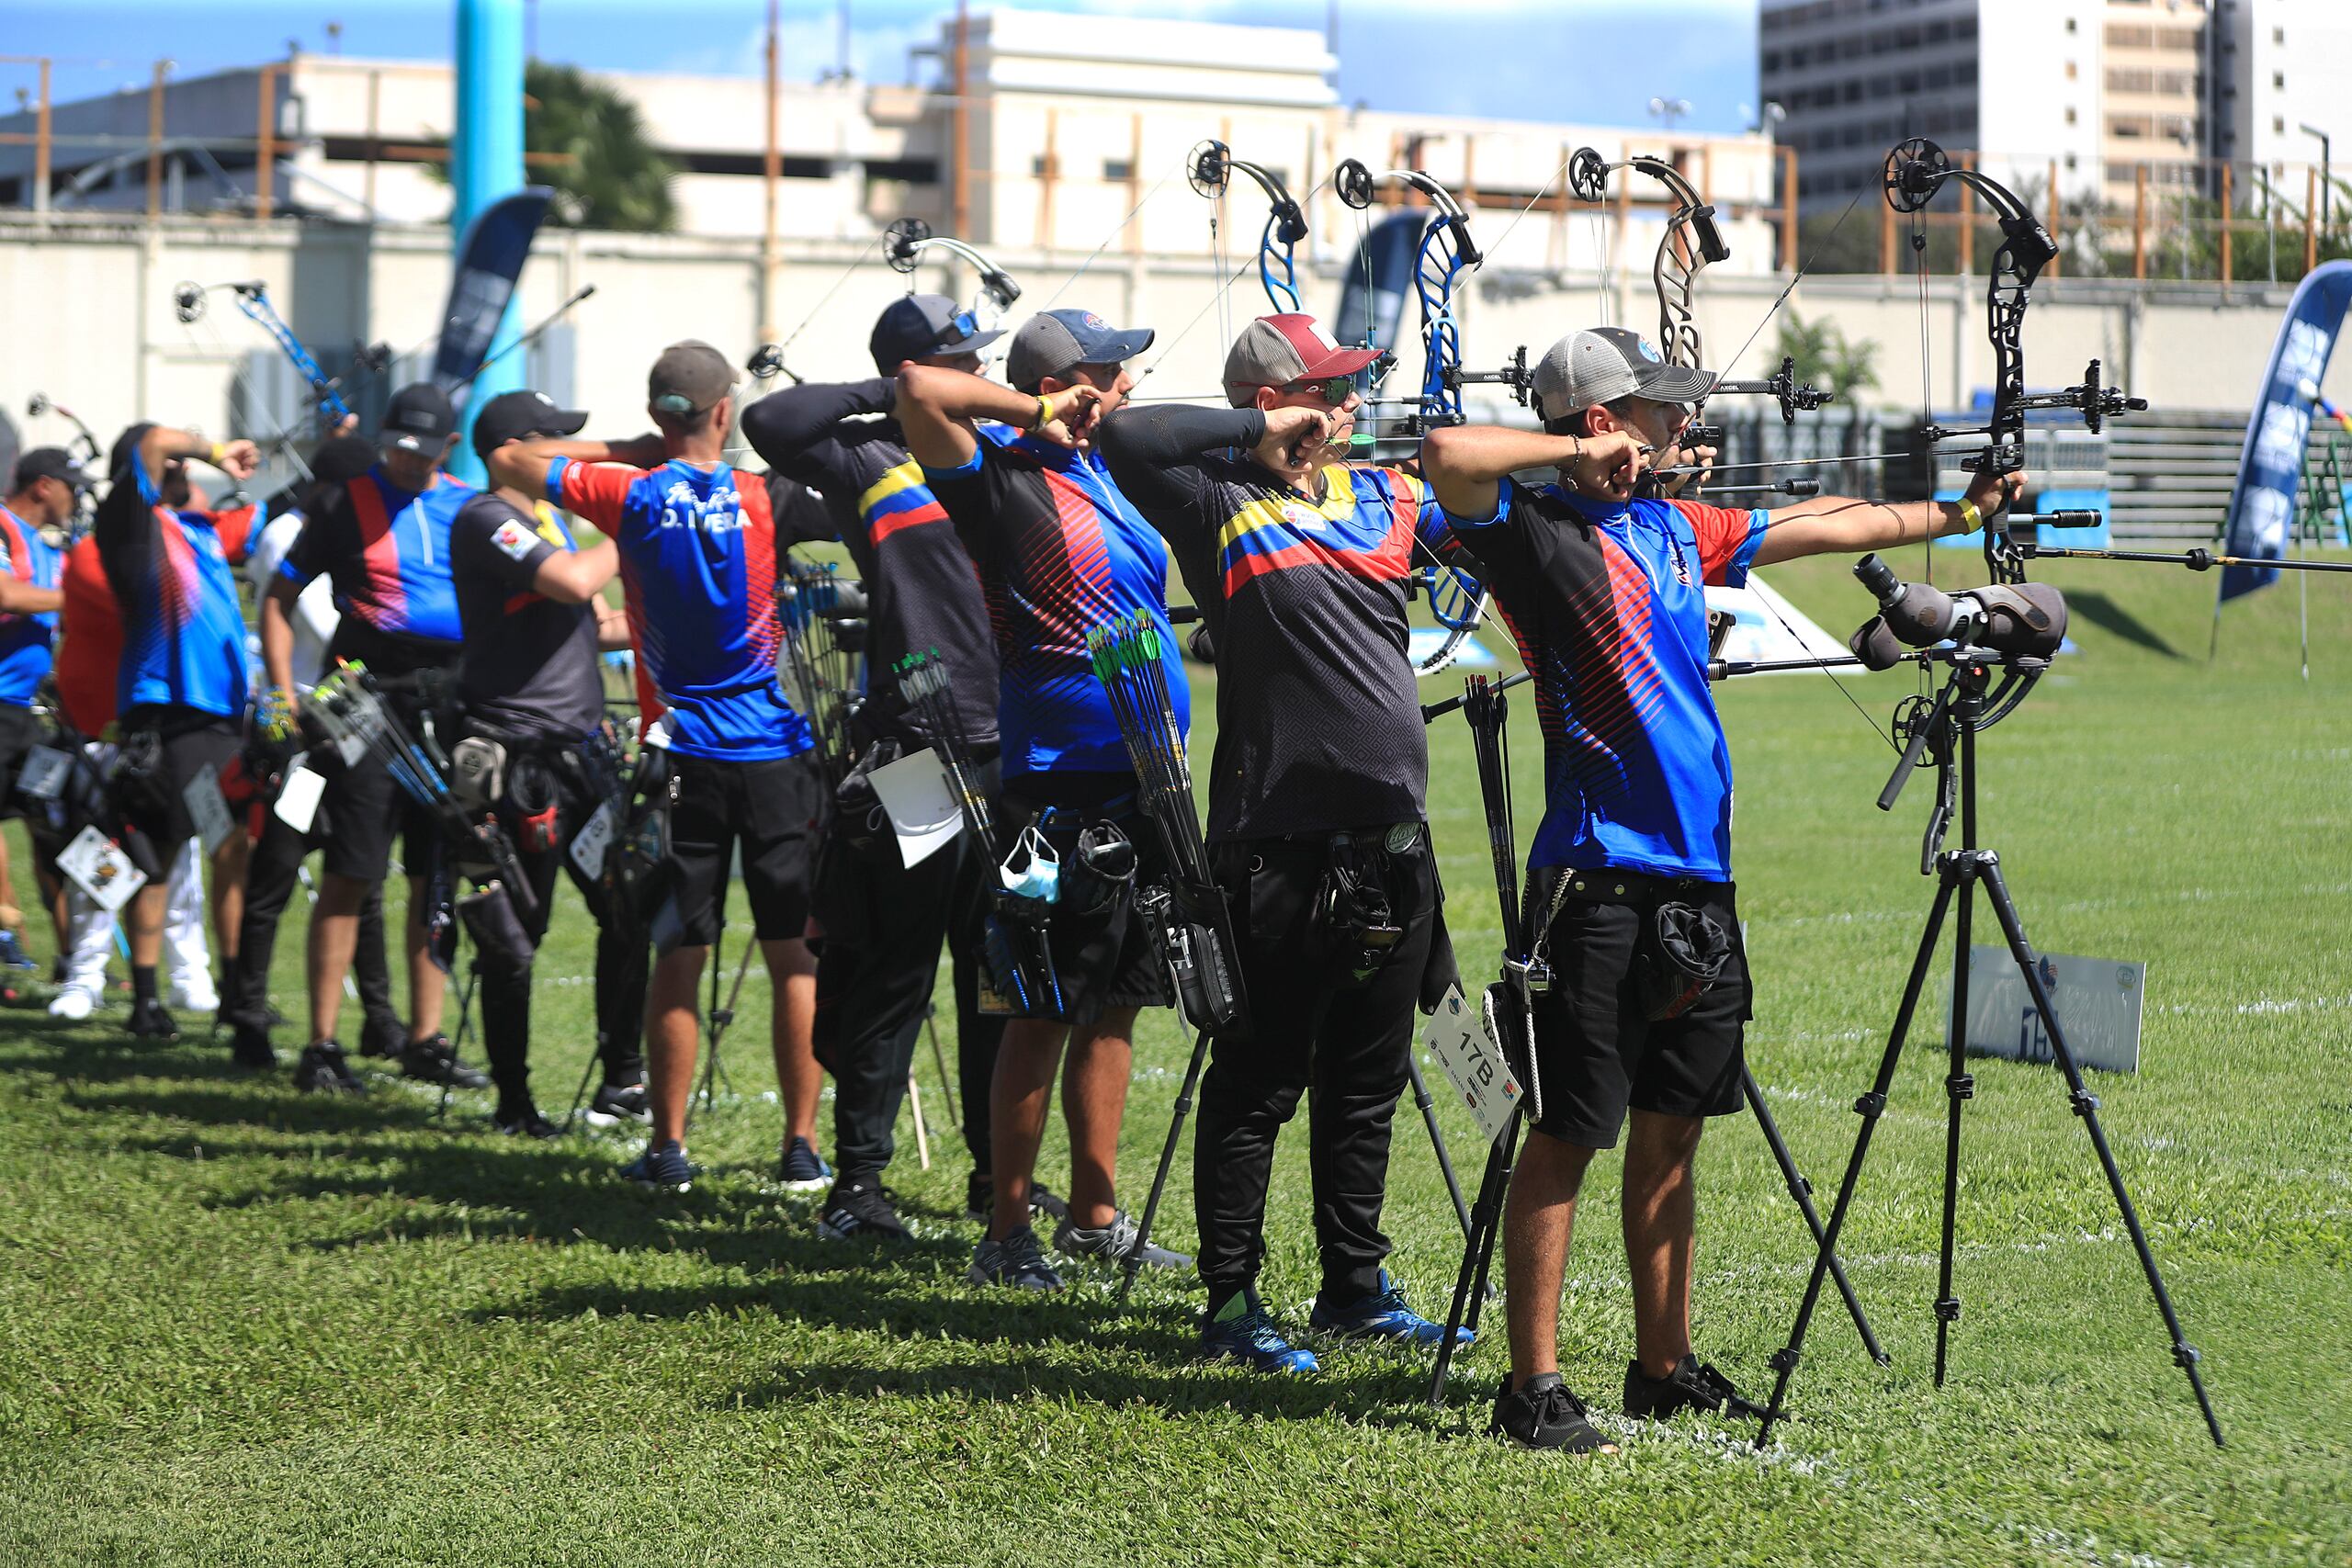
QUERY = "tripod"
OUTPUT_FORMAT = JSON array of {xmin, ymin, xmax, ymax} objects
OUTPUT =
[
  {"xmin": 691, "ymin": 920, "xmax": 754, "ymax": 1117},
  {"xmin": 1755, "ymin": 649, "xmax": 2222, "ymax": 1450}
]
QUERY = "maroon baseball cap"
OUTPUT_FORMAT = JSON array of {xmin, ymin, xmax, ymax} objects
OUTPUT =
[{"xmin": 1222, "ymin": 314, "xmax": 1385, "ymax": 404}]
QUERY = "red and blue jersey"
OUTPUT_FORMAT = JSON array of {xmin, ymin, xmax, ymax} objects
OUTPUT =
[
  {"xmin": 0, "ymin": 502, "xmax": 62, "ymax": 707},
  {"xmin": 1444, "ymin": 479, "xmax": 1767, "ymax": 880},
  {"xmin": 93, "ymin": 449, "xmax": 254, "ymax": 720},
  {"xmin": 547, "ymin": 457, "xmax": 813, "ymax": 762},
  {"xmin": 924, "ymin": 436, "xmax": 1186, "ymax": 780},
  {"xmin": 280, "ymin": 468, "xmax": 469, "ymax": 655}
]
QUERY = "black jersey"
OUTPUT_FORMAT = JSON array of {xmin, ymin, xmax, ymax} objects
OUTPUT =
[
  {"xmin": 448, "ymin": 492, "xmax": 603, "ymax": 742},
  {"xmin": 1099, "ymin": 403, "xmax": 1450, "ymax": 841}
]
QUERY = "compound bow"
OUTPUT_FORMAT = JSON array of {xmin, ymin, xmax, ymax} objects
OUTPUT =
[
  {"xmin": 749, "ymin": 221, "xmax": 1023, "ymax": 385},
  {"xmin": 171, "ymin": 279, "xmax": 386, "ymax": 435},
  {"xmin": 1565, "ymin": 146, "xmax": 1831, "ymax": 460},
  {"xmin": 1186, "ymin": 141, "xmax": 1311, "ymax": 314}
]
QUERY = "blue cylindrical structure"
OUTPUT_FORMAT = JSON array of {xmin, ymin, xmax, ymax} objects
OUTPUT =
[{"xmin": 449, "ymin": 0, "xmax": 527, "ymax": 483}]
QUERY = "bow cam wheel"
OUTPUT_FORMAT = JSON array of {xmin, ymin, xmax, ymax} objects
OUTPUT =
[
  {"xmin": 1334, "ymin": 159, "xmax": 1375, "ymax": 210},
  {"xmin": 1883, "ymin": 138, "xmax": 1948, "ymax": 213},
  {"xmin": 883, "ymin": 219, "xmax": 930, "ymax": 274},
  {"xmin": 1566, "ymin": 147, "xmax": 1609, "ymax": 204},
  {"xmin": 1187, "ymin": 141, "xmax": 1232, "ymax": 200}
]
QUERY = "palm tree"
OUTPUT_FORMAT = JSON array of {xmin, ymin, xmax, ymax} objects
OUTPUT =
[
  {"xmin": 1770, "ymin": 310, "xmax": 1880, "ymax": 401},
  {"xmin": 525, "ymin": 62, "xmax": 678, "ymax": 234}
]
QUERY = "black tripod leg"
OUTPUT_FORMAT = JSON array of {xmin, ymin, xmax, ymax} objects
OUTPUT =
[
  {"xmin": 1119, "ymin": 1028, "xmax": 1213, "ymax": 1309},
  {"xmin": 1407, "ymin": 1052, "xmax": 1473, "ymax": 1240},
  {"xmin": 1428, "ymin": 1116, "xmax": 1520, "ymax": 1407},
  {"xmin": 1934, "ymin": 859, "xmax": 1981, "ymax": 1388},
  {"xmin": 1743, "ymin": 1066, "xmax": 1889, "ymax": 1366},
  {"xmin": 435, "ymin": 956, "xmax": 481, "ymax": 1122},
  {"xmin": 1977, "ymin": 861, "xmax": 2225, "ymax": 1449},
  {"xmin": 1757, "ymin": 872, "xmax": 1958, "ymax": 1450},
  {"xmin": 561, "ymin": 1044, "xmax": 600, "ymax": 1133}
]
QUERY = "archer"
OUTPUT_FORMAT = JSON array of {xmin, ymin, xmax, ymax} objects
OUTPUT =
[{"xmin": 1419, "ymin": 324, "xmax": 2023, "ymax": 1452}]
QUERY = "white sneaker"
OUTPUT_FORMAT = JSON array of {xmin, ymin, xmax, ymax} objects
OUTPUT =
[
  {"xmin": 48, "ymin": 984, "xmax": 98, "ymax": 1021},
  {"xmin": 170, "ymin": 973, "xmax": 220, "ymax": 1014}
]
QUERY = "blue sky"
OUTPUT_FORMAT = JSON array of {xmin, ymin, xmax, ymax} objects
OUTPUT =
[{"xmin": 0, "ymin": 1, "xmax": 1763, "ymax": 135}]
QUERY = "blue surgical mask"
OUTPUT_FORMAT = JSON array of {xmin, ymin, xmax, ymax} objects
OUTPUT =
[{"xmin": 1000, "ymin": 827, "xmax": 1061, "ymax": 905}]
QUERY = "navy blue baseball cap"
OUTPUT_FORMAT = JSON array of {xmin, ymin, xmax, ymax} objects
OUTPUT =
[
  {"xmin": 870, "ymin": 293, "xmax": 1003, "ymax": 372},
  {"xmin": 1005, "ymin": 308, "xmax": 1156, "ymax": 391}
]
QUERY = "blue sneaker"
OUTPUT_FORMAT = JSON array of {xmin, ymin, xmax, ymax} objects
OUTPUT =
[
  {"xmin": 1309, "ymin": 1269, "xmax": 1473, "ymax": 1348},
  {"xmin": 1201, "ymin": 1289, "xmax": 1319, "ymax": 1375},
  {"xmin": 621, "ymin": 1141, "xmax": 696, "ymax": 1192},
  {"xmin": 0, "ymin": 931, "xmax": 34, "ymax": 971},
  {"xmin": 778, "ymin": 1135, "xmax": 831, "ymax": 1190}
]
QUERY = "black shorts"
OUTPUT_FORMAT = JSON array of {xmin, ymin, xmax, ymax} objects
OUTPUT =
[
  {"xmin": 998, "ymin": 770, "xmax": 1171, "ymax": 1027},
  {"xmin": 1527, "ymin": 873, "xmax": 1751, "ymax": 1149},
  {"xmin": 116, "ymin": 705, "xmax": 242, "ymax": 852},
  {"xmin": 318, "ymin": 744, "xmax": 443, "ymax": 884},
  {"xmin": 668, "ymin": 751, "xmax": 820, "ymax": 947},
  {"xmin": 0, "ymin": 704, "xmax": 37, "ymax": 822}
]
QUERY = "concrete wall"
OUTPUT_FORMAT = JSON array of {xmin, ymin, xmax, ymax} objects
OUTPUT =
[{"xmin": 0, "ymin": 212, "xmax": 2309, "ymax": 468}]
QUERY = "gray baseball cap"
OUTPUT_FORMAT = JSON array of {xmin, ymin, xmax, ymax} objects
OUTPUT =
[
  {"xmin": 1005, "ymin": 308, "xmax": 1155, "ymax": 392},
  {"xmin": 1531, "ymin": 328, "xmax": 1715, "ymax": 425},
  {"xmin": 649, "ymin": 340, "xmax": 739, "ymax": 417}
]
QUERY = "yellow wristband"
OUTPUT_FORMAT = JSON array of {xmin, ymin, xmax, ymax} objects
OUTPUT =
[
  {"xmin": 1032, "ymin": 394, "xmax": 1054, "ymax": 433},
  {"xmin": 1954, "ymin": 497, "xmax": 1983, "ymax": 535},
  {"xmin": 206, "ymin": 441, "xmax": 226, "ymax": 467}
]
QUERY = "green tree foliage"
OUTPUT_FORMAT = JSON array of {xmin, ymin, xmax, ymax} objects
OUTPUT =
[
  {"xmin": 524, "ymin": 62, "xmax": 678, "ymax": 234},
  {"xmin": 1770, "ymin": 308, "xmax": 1880, "ymax": 401}
]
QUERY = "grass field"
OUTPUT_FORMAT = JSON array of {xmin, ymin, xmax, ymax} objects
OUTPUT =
[{"xmin": 0, "ymin": 552, "xmax": 2346, "ymax": 1566}]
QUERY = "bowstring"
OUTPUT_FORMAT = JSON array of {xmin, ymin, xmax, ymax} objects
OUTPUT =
[
  {"xmin": 1033, "ymin": 150, "xmax": 1189, "ymax": 313},
  {"xmin": 1135, "ymin": 171, "xmax": 1338, "ymax": 389},
  {"xmin": 179, "ymin": 291, "xmax": 316, "ymax": 488}
]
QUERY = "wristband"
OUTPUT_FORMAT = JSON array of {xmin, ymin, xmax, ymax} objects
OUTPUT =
[
  {"xmin": 1954, "ymin": 497, "xmax": 1983, "ymax": 536},
  {"xmin": 207, "ymin": 441, "xmax": 227, "ymax": 467},
  {"xmin": 1031, "ymin": 394, "xmax": 1054, "ymax": 434}
]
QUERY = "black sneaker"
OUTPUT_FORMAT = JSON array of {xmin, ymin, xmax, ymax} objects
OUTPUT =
[
  {"xmin": 1623, "ymin": 1356, "xmax": 1767, "ymax": 1422},
  {"xmin": 401, "ymin": 1034, "xmax": 489, "ymax": 1089},
  {"xmin": 126, "ymin": 997, "xmax": 179, "ymax": 1043},
  {"xmin": 583, "ymin": 1080, "xmax": 651, "ymax": 1128},
  {"xmin": 620, "ymin": 1141, "xmax": 696, "ymax": 1192},
  {"xmin": 228, "ymin": 1022, "xmax": 277, "ymax": 1071},
  {"xmin": 967, "ymin": 1225, "xmax": 1064, "ymax": 1291},
  {"xmin": 1489, "ymin": 1373, "xmax": 1617, "ymax": 1454},
  {"xmin": 818, "ymin": 1178, "xmax": 910, "ymax": 1243},
  {"xmin": 492, "ymin": 1104, "xmax": 563, "ymax": 1140},
  {"xmin": 360, "ymin": 1012, "xmax": 410, "ymax": 1059},
  {"xmin": 964, "ymin": 1171, "xmax": 1072, "ymax": 1225},
  {"xmin": 292, "ymin": 1040, "xmax": 366, "ymax": 1096}
]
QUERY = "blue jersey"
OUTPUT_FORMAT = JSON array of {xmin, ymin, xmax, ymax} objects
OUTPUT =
[
  {"xmin": 0, "ymin": 503, "xmax": 62, "ymax": 707},
  {"xmin": 281, "ymin": 468, "xmax": 469, "ymax": 653},
  {"xmin": 548, "ymin": 457, "xmax": 814, "ymax": 762},
  {"xmin": 924, "ymin": 437, "xmax": 1186, "ymax": 780},
  {"xmin": 1444, "ymin": 479, "xmax": 1767, "ymax": 880},
  {"xmin": 94, "ymin": 448, "xmax": 252, "ymax": 719}
]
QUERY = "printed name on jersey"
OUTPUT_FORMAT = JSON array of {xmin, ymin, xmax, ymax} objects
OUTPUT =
[
  {"xmin": 491, "ymin": 519, "xmax": 542, "ymax": 562},
  {"xmin": 654, "ymin": 477, "xmax": 745, "ymax": 533}
]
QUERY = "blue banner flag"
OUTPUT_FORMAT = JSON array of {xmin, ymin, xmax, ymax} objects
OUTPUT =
[
  {"xmin": 2218, "ymin": 259, "xmax": 2352, "ymax": 603},
  {"xmin": 1332, "ymin": 209, "xmax": 1426, "ymax": 353},
  {"xmin": 430, "ymin": 186, "xmax": 551, "ymax": 410}
]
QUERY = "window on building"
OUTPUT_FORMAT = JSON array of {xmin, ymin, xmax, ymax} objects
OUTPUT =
[
  {"xmin": 2274, "ymin": 73, "xmax": 2285, "ymax": 90},
  {"xmin": 2275, "ymin": 116, "xmax": 2287, "ymax": 135},
  {"xmin": 2065, "ymin": 106, "xmax": 2078, "ymax": 125},
  {"xmin": 2065, "ymin": 17, "xmax": 2077, "ymax": 33},
  {"xmin": 1102, "ymin": 159, "xmax": 1133, "ymax": 182}
]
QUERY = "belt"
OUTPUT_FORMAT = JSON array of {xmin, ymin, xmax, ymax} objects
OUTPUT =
[{"xmin": 1552, "ymin": 866, "xmax": 1723, "ymax": 907}]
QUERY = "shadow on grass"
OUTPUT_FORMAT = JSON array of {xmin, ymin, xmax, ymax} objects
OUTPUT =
[{"xmin": 2065, "ymin": 591, "xmax": 2182, "ymax": 660}]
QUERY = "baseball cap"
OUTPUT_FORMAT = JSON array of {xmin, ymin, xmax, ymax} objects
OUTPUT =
[
  {"xmin": 12, "ymin": 446, "xmax": 89, "ymax": 494},
  {"xmin": 870, "ymin": 293, "xmax": 1004, "ymax": 372},
  {"xmin": 1222, "ymin": 314, "xmax": 1385, "ymax": 404},
  {"xmin": 1004, "ymin": 308, "xmax": 1155, "ymax": 392},
  {"xmin": 649, "ymin": 340, "xmax": 738, "ymax": 417},
  {"xmin": 1530, "ymin": 328, "xmax": 1715, "ymax": 425},
  {"xmin": 470, "ymin": 388, "xmax": 589, "ymax": 460},
  {"xmin": 381, "ymin": 382, "xmax": 458, "ymax": 456}
]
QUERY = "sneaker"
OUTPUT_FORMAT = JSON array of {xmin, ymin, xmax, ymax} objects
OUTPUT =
[
  {"xmin": 291, "ymin": 1040, "xmax": 366, "ymax": 1095},
  {"xmin": 1309, "ymin": 1269, "xmax": 1472, "ymax": 1348},
  {"xmin": 228, "ymin": 1022, "xmax": 277, "ymax": 1071},
  {"xmin": 401, "ymin": 1034, "xmax": 489, "ymax": 1089},
  {"xmin": 1199, "ymin": 1289, "xmax": 1319, "ymax": 1375},
  {"xmin": 582, "ymin": 1080, "xmax": 651, "ymax": 1128},
  {"xmin": 1053, "ymin": 1208, "xmax": 1192, "ymax": 1271},
  {"xmin": 492, "ymin": 1105, "xmax": 564, "ymax": 1140},
  {"xmin": 1623, "ymin": 1356, "xmax": 1766, "ymax": 1423},
  {"xmin": 964, "ymin": 1172, "xmax": 1072, "ymax": 1225},
  {"xmin": 1489, "ymin": 1373, "xmax": 1616, "ymax": 1454},
  {"xmin": 967, "ymin": 1225, "xmax": 1064, "ymax": 1291},
  {"xmin": 818, "ymin": 1178, "xmax": 910, "ymax": 1243},
  {"xmin": 126, "ymin": 997, "xmax": 179, "ymax": 1043},
  {"xmin": 0, "ymin": 930, "xmax": 36, "ymax": 970},
  {"xmin": 169, "ymin": 970, "xmax": 219, "ymax": 1014},
  {"xmin": 47, "ymin": 982, "xmax": 98, "ymax": 1021},
  {"xmin": 621, "ymin": 1142, "xmax": 696, "ymax": 1192},
  {"xmin": 359, "ymin": 1012, "xmax": 411, "ymax": 1059},
  {"xmin": 777, "ymin": 1135, "xmax": 831, "ymax": 1190}
]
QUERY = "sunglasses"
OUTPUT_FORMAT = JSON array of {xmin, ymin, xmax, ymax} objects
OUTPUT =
[
  {"xmin": 1280, "ymin": 375, "xmax": 1357, "ymax": 407},
  {"xmin": 935, "ymin": 308, "xmax": 984, "ymax": 348}
]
